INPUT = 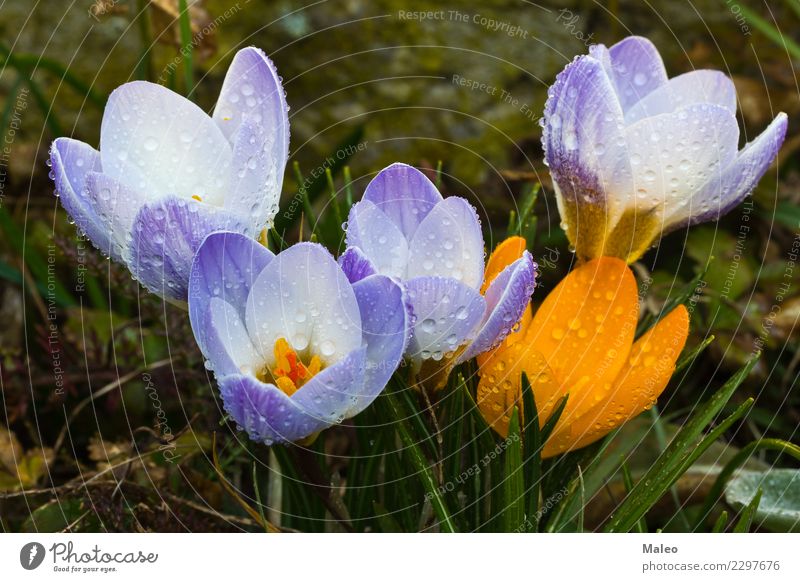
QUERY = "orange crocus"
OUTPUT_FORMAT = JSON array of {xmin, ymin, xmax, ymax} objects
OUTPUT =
[{"xmin": 476, "ymin": 236, "xmax": 689, "ymax": 458}]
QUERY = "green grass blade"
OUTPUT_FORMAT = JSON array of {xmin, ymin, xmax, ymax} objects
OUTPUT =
[
  {"xmin": 178, "ymin": 0, "xmax": 194, "ymax": 98},
  {"xmin": 711, "ymin": 510, "xmax": 729, "ymax": 533},
  {"xmin": 604, "ymin": 355, "xmax": 759, "ymax": 532},
  {"xmin": 733, "ymin": 488, "xmax": 762, "ymax": 533},
  {"xmin": 502, "ymin": 406, "xmax": 525, "ymax": 532},
  {"xmin": 382, "ymin": 387, "xmax": 456, "ymax": 532}
]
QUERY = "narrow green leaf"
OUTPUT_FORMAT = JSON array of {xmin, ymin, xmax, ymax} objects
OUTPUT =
[
  {"xmin": 733, "ymin": 488, "xmax": 762, "ymax": 533},
  {"xmin": 178, "ymin": 0, "xmax": 194, "ymax": 98},
  {"xmin": 738, "ymin": 4, "xmax": 800, "ymax": 60},
  {"xmin": 521, "ymin": 372, "xmax": 542, "ymax": 530},
  {"xmin": 604, "ymin": 355, "xmax": 759, "ymax": 532},
  {"xmin": 711, "ymin": 510, "xmax": 728, "ymax": 533},
  {"xmin": 502, "ymin": 406, "xmax": 525, "ymax": 532},
  {"xmin": 382, "ymin": 387, "xmax": 456, "ymax": 532},
  {"xmin": 621, "ymin": 462, "xmax": 646, "ymax": 533},
  {"xmin": 675, "ymin": 335, "xmax": 715, "ymax": 373}
]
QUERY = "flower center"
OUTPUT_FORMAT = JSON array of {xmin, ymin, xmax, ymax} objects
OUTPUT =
[{"xmin": 261, "ymin": 337, "xmax": 322, "ymax": 396}]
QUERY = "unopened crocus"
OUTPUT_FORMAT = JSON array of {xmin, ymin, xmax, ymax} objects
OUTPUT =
[
  {"xmin": 50, "ymin": 47, "xmax": 289, "ymax": 300},
  {"xmin": 188, "ymin": 232, "xmax": 409, "ymax": 444},
  {"xmin": 477, "ymin": 240, "xmax": 689, "ymax": 457},
  {"xmin": 543, "ymin": 35, "xmax": 788, "ymax": 263},
  {"xmin": 341, "ymin": 163, "xmax": 537, "ymax": 389}
]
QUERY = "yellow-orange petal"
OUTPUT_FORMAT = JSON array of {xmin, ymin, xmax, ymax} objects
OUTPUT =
[
  {"xmin": 481, "ymin": 236, "xmax": 527, "ymax": 294},
  {"xmin": 476, "ymin": 342, "xmax": 561, "ymax": 438},
  {"xmin": 542, "ymin": 304, "xmax": 690, "ymax": 457},
  {"xmin": 526, "ymin": 256, "xmax": 638, "ymax": 424}
]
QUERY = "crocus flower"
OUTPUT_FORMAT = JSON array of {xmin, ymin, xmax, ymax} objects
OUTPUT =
[
  {"xmin": 477, "ymin": 242, "xmax": 689, "ymax": 457},
  {"xmin": 543, "ymin": 35, "xmax": 788, "ymax": 263},
  {"xmin": 188, "ymin": 232, "xmax": 409, "ymax": 444},
  {"xmin": 341, "ymin": 163, "xmax": 537, "ymax": 389},
  {"xmin": 49, "ymin": 47, "xmax": 289, "ymax": 300}
]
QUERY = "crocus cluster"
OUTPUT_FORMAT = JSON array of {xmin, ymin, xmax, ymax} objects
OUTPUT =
[
  {"xmin": 543, "ymin": 36, "xmax": 787, "ymax": 263},
  {"xmin": 49, "ymin": 36, "xmax": 787, "ymax": 452}
]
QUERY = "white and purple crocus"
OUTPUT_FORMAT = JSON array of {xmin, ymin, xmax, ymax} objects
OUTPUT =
[
  {"xmin": 188, "ymin": 232, "xmax": 409, "ymax": 444},
  {"xmin": 543, "ymin": 36, "xmax": 788, "ymax": 263},
  {"xmin": 342, "ymin": 163, "xmax": 537, "ymax": 389},
  {"xmin": 49, "ymin": 47, "xmax": 289, "ymax": 301}
]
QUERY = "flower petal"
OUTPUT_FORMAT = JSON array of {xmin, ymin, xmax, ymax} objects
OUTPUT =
[
  {"xmin": 100, "ymin": 81, "xmax": 232, "ymax": 205},
  {"xmin": 458, "ymin": 252, "xmax": 536, "ymax": 363},
  {"xmin": 50, "ymin": 138, "xmax": 117, "ymax": 260},
  {"xmin": 526, "ymin": 257, "xmax": 638, "ymax": 423},
  {"xmin": 624, "ymin": 103, "xmax": 739, "ymax": 206},
  {"xmin": 482, "ymin": 236, "xmax": 527, "ymax": 293},
  {"xmin": 338, "ymin": 246, "xmax": 377, "ymax": 284},
  {"xmin": 407, "ymin": 197, "xmax": 484, "ymax": 289},
  {"xmin": 129, "ymin": 196, "xmax": 248, "ymax": 300},
  {"xmin": 84, "ymin": 171, "xmax": 148, "ymax": 263},
  {"xmin": 213, "ymin": 47, "xmax": 289, "ymax": 167},
  {"xmin": 606, "ymin": 36, "xmax": 668, "ymax": 111},
  {"xmin": 219, "ymin": 347, "xmax": 366, "ymax": 444},
  {"xmin": 345, "ymin": 199, "xmax": 409, "ymax": 279},
  {"xmin": 199, "ymin": 297, "xmax": 261, "ymax": 377},
  {"xmin": 350, "ymin": 274, "xmax": 410, "ymax": 412},
  {"xmin": 624, "ymin": 70, "xmax": 737, "ymax": 124},
  {"xmin": 477, "ymin": 344, "xmax": 559, "ymax": 438},
  {"xmin": 225, "ymin": 117, "xmax": 282, "ymax": 233},
  {"xmin": 244, "ymin": 242, "xmax": 362, "ymax": 368},
  {"xmin": 668, "ymin": 113, "xmax": 788, "ymax": 230},
  {"xmin": 188, "ymin": 231, "xmax": 274, "ymax": 357},
  {"xmin": 543, "ymin": 54, "xmax": 633, "ymax": 259},
  {"xmin": 544, "ymin": 305, "xmax": 689, "ymax": 457},
  {"xmin": 362, "ymin": 162, "xmax": 443, "ymax": 240},
  {"xmin": 405, "ymin": 276, "xmax": 485, "ymax": 366}
]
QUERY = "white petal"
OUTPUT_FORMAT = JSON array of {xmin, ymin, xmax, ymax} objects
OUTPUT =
[
  {"xmin": 407, "ymin": 197, "xmax": 484, "ymax": 289},
  {"xmin": 623, "ymin": 103, "xmax": 739, "ymax": 216},
  {"xmin": 244, "ymin": 243, "xmax": 362, "ymax": 367},
  {"xmin": 625, "ymin": 70, "xmax": 737, "ymax": 124},
  {"xmin": 100, "ymin": 81, "xmax": 232, "ymax": 206}
]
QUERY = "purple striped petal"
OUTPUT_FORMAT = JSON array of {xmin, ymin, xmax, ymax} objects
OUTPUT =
[
  {"xmin": 624, "ymin": 70, "xmax": 737, "ymax": 124},
  {"xmin": 670, "ymin": 113, "xmax": 788, "ymax": 229},
  {"xmin": 100, "ymin": 81, "xmax": 232, "ymax": 205},
  {"xmin": 407, "ymin": 197, "xmax": 485, "ymax": 289},
  {"xmin": 338, "ymin": 246, "xmax": 377, "ymax": 284},
  {"xmin": 244, "ymin": 242, "xmax": 362, "ymax": 367},
  {"xmin": 606, "ymin": 36, "xmax": 668, "ymax": 111},
  {"xmin": 350, "ymin": 274, "xmax": 410, "ymax": 412},
  {"xmin": 458, "ymin": 252, "xmax": 536, "ymax": 363},
  {"xmin": 543, "ymin": 55, "xmax": 632, "ymax": 219},
  {"xmin": 218, "ymin": 346, "xmax": 366, "ymax": 444},
  {"xmin": 129, "ymin": 196, "xmax": 249, "ymax": 300},
  {"xmin": 84, "ymin": 171, "xmax": 147, "ymax": 263},
  {"xmin": 188, "ymin": 231, "xmax": 274, "ymax": 358},
  {"xmin": 213, "ymin": 47, "xmax": 290, "ymax": 169},
  {"xmin": 50, "ymin": 138, "xmax": 117, "ymax": 260},
  {"xmin": 345, "ymin": 199, "xmax": 409, "ymax": 279},
  {"xmin": 405, "ymin": 276, "xmax": 485, "ymax": 366},
  {"xmin": 362, "ymin": 163, "xmax": 443, "ymax": 240}
]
